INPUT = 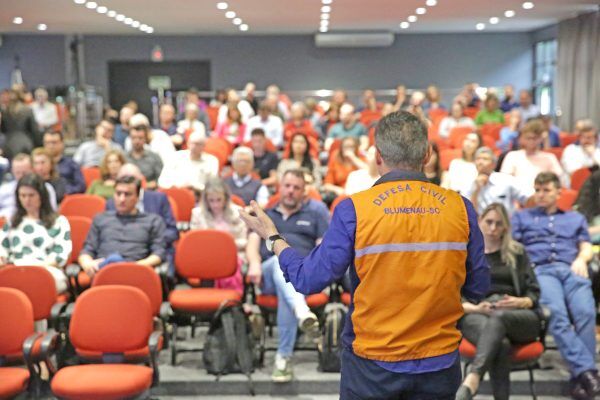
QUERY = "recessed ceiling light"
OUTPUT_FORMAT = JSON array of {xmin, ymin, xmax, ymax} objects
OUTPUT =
[
  {"xmin": 239, "ymin": 24, "xmax": 249, "ymax": 31},
  {"xmin": 416, "ymin": 7, "xmax": 426, "ymax": 15},
  {"xmin": 408, "ymin": 15, "xmax": 417, "ymax": 22},
  {"xmin": 320, "ymin": 20, "xmax": 330, "ymax": 27},
  {"xmin": 225, "ymin": 11, "xmax": 236, "ymax": 18},
  {"xmin": 96, "ymin": 6, "xmax": 108, "ymax": 13},
  {"xmin": 107, "ymin": 10, "xmax": 116, "ymax": 17},
  {"xmin": 476, "ymin": 23, "xmax": 485, "ymax": 30},
  {"xmin": 37, "ymin": 23, "xmax": 48, "ymax": 31},
  {"xmin": 504, "ymin": 10, "xmax": 516, "ymax": 18},
  {"xmin": 124, "ymin": 17, "xmax": 133, "ymax": 25},
  {"xmin": 400, "ymin": 21, "xmax": 410, "ymax": 29},
  {"xmin": 12, "ymin": 17, "xmax": 23, "ymax": 25},
  {"xmin": 426, "ymin": 0, "xmax": 437, "ymax": 6},
  {"xmin": 217, "ymin": 2, "xmax": 228, "ymax": 10},
  {"xmin": 131, "ymin": 21, "xmax": 140, "ymax": 28},
  {"xmin": 233, "ymin": 17, "xmax": 242, "ymax": 25},
  {"xmin": 319, "ymin": 26, "xmax": 328, "ymax": 33},
  {"xmin": 146, "ymin": 27, "xmax": 154, "ymax": 34},
  {"xmin": 321, "ymin": 5, "xmax": 332, "ymax": 13},
  {"xmin": 73, "ymin": 0, "xmax": 85, "ymax": 4},
  {"xmin": 489, "ymin": 17, "xmax": 499, "ymax": 24},
  {"xmin": 322, "ymin": 0, "xmax": 332, "ymax": 4},
  {"xmin": 140, "ymin": 24, "xmax": 148, "ymax": 30},
  {"xmin": 85, "ymin": 2, "xmax": 97, "ymax": 9},
  {"xmin": 321, "ymin": 13, "xmax": 330, "ymax": 20},
  {"xmin": 116, "ymin": 14, "xmax": 125, "ymax": 21},
  {"xmin": 522, "ymin": 2, "xmax": 534, "ymax": 9}
]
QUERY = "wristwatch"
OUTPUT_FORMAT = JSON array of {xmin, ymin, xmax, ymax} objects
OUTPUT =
[{"xmin": 266, "ymin": 234, "xmax": 286, "ymax": 252}]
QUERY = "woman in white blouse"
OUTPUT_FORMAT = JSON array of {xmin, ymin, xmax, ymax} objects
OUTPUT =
[
  {"xmin": 438, "ymin": 102, "xmax": 476, "ymax": 139},
  {"xmin": 442, "ymin": 132, "xmax": 482, "ymax": 195}
]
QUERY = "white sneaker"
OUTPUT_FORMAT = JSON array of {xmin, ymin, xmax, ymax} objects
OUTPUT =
[
  {"xmin": 272, "ymin": 354, "xmax": 293, "ymax": 383},
  {"xmin": 297, "ymin": 310, "xmax": 320, "ymax": 338}
]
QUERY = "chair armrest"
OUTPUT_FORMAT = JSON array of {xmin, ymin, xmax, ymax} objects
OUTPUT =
[
  {"xmin": 22, "ymin": 332, "xmax": 44, "ymax": 396},
  {"xmin": 538, "ymin": 306, "xmax": 551, "ymax": 345},
  {"xmin": 39, "ymin": 332, "xmax": 60, "ymax": 375},
  {"xmin": 49, "ymin": 302, "xmax": 68, "ymax": 330},
  {"xmin": 159, "ymin": 301, "xmax": 172, "ymax": 320},
  {"xmin": 148, "ymin": 330, "xmax": 163, "ymax": 386},
  {"xmin": 65, "ymin": 264, "xmax": 82, "ymax": 278}
]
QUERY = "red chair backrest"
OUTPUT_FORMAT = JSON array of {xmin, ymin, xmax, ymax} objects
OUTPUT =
[
  {"xmin": 230, "ymin": 194, "xmax": 246, "ymax": 207},
  {"xmin": 440, "ymin": 149, "xmax": 462, "ymax": 171},
  {"xmin": 543, "ymin": 148, "xmax": 564, "ymax": 161},
  {"xmin": 558, "ymin": 188, "xmax": 578, "ymax": 211},
  {"xmin": 0, "ymin": 265, "xmax": 57, "ymax": 321},
  {"xmin": 480, "ymin": 123, "xmax": 503, "ymax": 141},
  {"xmin": 571, "ymin": 168, "xmax": 592, "ymax": 192},
  {"xmin": 92, "ymin": 263, "xmax": 162, "ymax": 316},
  {"xmin": 428, "ymin": 108, "xmax": 449, "ymax": 126},
  {"xmin": 66, "ymin": 216, "xmax": 92, "ymax": 264},
  {"xmin": 204, "ymin": 137, "xmax": 232, "ymax": 170},
  {"xmin": 330, "ymin": 194, "xmax": 349, "ymax": 213},
  {"xmin": 448, "ymin": 126, "xmax": 474, "ymax": 149},
  {"xmin": 464, "ymin": 107, "xmax": 479, "ymax": 119},
  {"xmin": 205, "ymin": 106, "xmax": 220, "ymax": 131},
  {"xmin": 0, "ymin": 287, "xmax": 34, "ymax": 356},
  {"xmin": 560, "ymin": 132, "xmax": 578, "ymax": 147},
  {"xmin": 159, "ymin": 187, "xmax": 196, "ymax": 222},
  {"xmin": 175, "ymin": 230, "xmax": 237, "ymax": 280},
  {"xmin": 166, "ymin": 196, "xmax": 179, "ymax": 222},
  {"xmin": 81, "ymin": 167, "xmax": 101, "ymax": 189},
  {"xmin": 70, "ymin": 286, "xmax": 152, "ymax": 354},
  {"xmin": 241, "ymin": 139, "xmax": 277, "ymax": 153},
  {"xmin": 59, "ymin": 194, "xmax": 106, "ymax": 219}
]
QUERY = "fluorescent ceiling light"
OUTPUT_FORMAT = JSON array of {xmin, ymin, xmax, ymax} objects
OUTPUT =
[
  {"xmin": 416, "ymin": 7, "xmax": 426, "ymax": 15},
  {"xmin": 504, "ymin": 10, "xmax": 516, "ymax": 17},
  {"xmin": 217, "ymin": 2, "xmax": 228, "ymax": 10},
  {"xmin": 37, "ymin": 23, "xmax": 48, "ymax": 31},
  {"xmin": 85, "ymin": 2, "xmax": 97, "ymax": 9},
  {"xmin": 400, "ymin": 21, "xmax": 410, "ymax": 29},
  {"xmin": 408, "ymin": 15, "xmax": 417, "ymax": 22},
  {"xmin": 12, "ymin": 17, "xmax": 23, "ymax": 24}
]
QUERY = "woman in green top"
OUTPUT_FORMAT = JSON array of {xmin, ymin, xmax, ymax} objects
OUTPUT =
[
  {"xmin": 475, "ymin": 94, "xmax": 505, "ymax": 126},
  {"xmin": 86, "ymin": 149, "xmax": 126, "ymax": 199}
]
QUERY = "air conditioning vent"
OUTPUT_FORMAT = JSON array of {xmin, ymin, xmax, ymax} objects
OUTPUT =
[{"xmin": 314, "ymin": 32, "xmax": 394, "ymax": 48}]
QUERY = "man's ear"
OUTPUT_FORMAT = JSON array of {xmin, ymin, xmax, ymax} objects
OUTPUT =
[
  {"xmin": 422, "ymin": 143, "xmax": 432, "ymax": 166},
  {"xmin": 375, "ymin": 148, "xmax": 383, "ymax": 166}
]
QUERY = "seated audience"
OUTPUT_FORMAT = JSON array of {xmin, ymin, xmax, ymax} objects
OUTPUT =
[
  {"xmin": 31, "ymin": 87, "xmax": 58, "ymax": 132},
  {"xmin": 344, "ymin": 146, "xmax": 380, "ymax": 195},
  {"xmin": 0, "ymin": 87, "xmax": 40, "ymax": 158},
  {"xmin": 423, "ymin": 84, "xmax": 446, "ymax": 113},
  {"xmin": 0, "ymin": 153, "xmax": 57, "ymax": 218},
  {"xmin": 304, "ymin": 97, "xmax": 323, "ymax": 134},
  {"xmin": 158, "ymin": 131, "xmax": 219, "ymax": 191},
  {"xmin": 500, "ymin": 119, "xmax": 565, "ymax": 189},
  {"xmin": 177, "ymin": 103, "xmax": 207, "ymax": 142},
  {"xmin": 474, "ymin": 94, "xmax": 505, "ymax": 126},
  {"xmin": 250, "ymin": 128, "xmax": 279, "ymax": 187},
  {"xmin": 79, "ymin": 175, "xmax": 166, "ymax": 277},
  {"xmin": 283, "ymin": 102, "xmax": 319, "ymax": 142},
  {"xmin": 124, "ymin": 113, "xmax": 175, "ymax": 165},
  {"xmin": 278, "ymin": 133, "xmax": 322, "ymax": 187},
  {"xmin": 214, "ymin": 104, "xmax": 246, "ymax": 145},
  {"xmin": 438, "ymin": 102, "xmax": 476, "ymax": 138},
  {"xmin": 497, "ymin": 109, "xmax": 522, "ymax": 152},
  {"xmin": 464, "ymin": 147, "xmax": 533, "ymax": 216},
  {"xmin": 113, "ymin": 103, "xmax": 135, "ymax": 147},
  {"xmin": 326, "ymin": 104, "xmax": 368, "ymax": 151},
  {"xmin": 405, "ymin": 91, "xmax": 431, "ymax": 125},
  {"xmin": 424, "ymin": 141, "xmax": 443, "ymax": 185},
  {"xmin": 500, "ymin": 84, "xmax": 519, "ymax": 112},
  {"xmin": 392, "ymin": 84, "xmax": 410, "ymax": 111},
  {"xmin": 43, "ymin": 130, "xmax": 85, "ymax": 195},
  {"xmin": 323, "ymin": 137, "xmax": 367, "ymax": 200},
  {"xmin": 190, "ymin": 177, "xmax": 247, "ymax": 294},
  {"xmin": 86, "ymin": 150, "xmax": 126, "ymax": 199},
  {"xmin": 246, "ymin": 169, "xmax": 324, "ymax": 382},
  {"xmin": 245, "ymin": 101, "xmax": 284, "ymax": 148},
  {"xmin": 540, "ymin": 115, "xmax": 561, "ymax": 148},
  {"xmin": 32, "ymin": 147, "xmax": 67, "ymax": 203},
  {"xmin": 156, "ymin": 103, "xmax": 177, "ymax": 137},
  {"xmin": 456, "ymin": 203, "xmax": 540, "ymax": 400},
  {"xmin": 0, "ymin": 174, "xmax": 71, "ymax": 293},
  {"xmin": 179, "ymin": 88, "xmax": 211, "ymax": 129},
  {"xmin": 517, "ymin": 90, "xmax": 540, "ymax": 125},
  {"xmin": 244, "ymin": 82, "xmax": 258, "ymax": 113},
  {"xmin": 265, "ymin": 84, "xmax": 292, "ymax": 120},
  {"xmin": 512, "ymin": 172, "xmax": 599, "ymax": 399},
  {"xmin": 126, "ymin": 115, "xmax": 163, "ymax": 189},
  {"xmin": 217, "ymin": 89, "xmax": 255, "ymax": 124},
  {"xmin": 574, "ymin": 169, "xmax": 600, "ymax": 243},
  {"xmin": 225, "ymin": 147, "xmax": 269, "ymax": 206},
  {"xmin": 561, "ymin": 123, "xmax": 599, "ymax": 175},
  {"xmin": 442, "ymin": 132, "xmax": 481, "ymax": 194},
  {"xmin": 73, "ymin": 119, "xmax": 121, "ymax": 167},
  {"xmin": 318, "ymin": 104, "xmax": 340, "ymax": 139}
]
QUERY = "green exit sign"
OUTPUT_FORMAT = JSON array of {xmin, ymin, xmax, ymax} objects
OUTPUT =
[{"xmin": 148, "ymin": 76, "xmax": 171, "ymax": 90}]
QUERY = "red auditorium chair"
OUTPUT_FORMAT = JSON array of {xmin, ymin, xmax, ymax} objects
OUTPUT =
[
  {"xmin": 571, "ymin": 167, "xmax": 592, "ymax": 192},
  {"xmin": 81, "ymin": 166, "xmax": 101, "ymax": 189},
  {"xmin": 65, "ymin": 216, "xmax": 93, "ymax": 297},
  {"xmin": 464, "ymin": 107, "xmax": 480, "ymax": 120},
  {"xmin": 330, "ymin": 194, "xmax": 349, "ymax": 214},
  {"xmin": 559, "ymin": 132, "xmax": 578, "ymax": 147},
  {"xmin": 168, "ymin": 230, "xmax": 242, "ymax": 365},
  {"xmin": 59, "ymin": 194, "xmax": 106, "ymax": 220},
  {"xmin": 230, "ymin": 194, "xmax": 246, "ymax": 207},
  {"xmin": 557, "ymin": 188, "xmax": 578, "ymax": 211},
  {"xmin": 0, "ymin": 287, "xmax": 41, "ymax": 399},
  {"xmin": 440, "ymin": 148, "xmax": 462, "ymax": 171},
  {"xmin": 544, "ymin": 147, "xmax": 564, "ymax": 161},
  {"xmin": 448, "ymin": 126, "xmax": 474, "ymax": 149},
  {"xmin": 49, "ymin": 286, "xmax": 162, "ymax": 400},
  {"xmin": 204, "ymin": 137, "xmax": 233, "ymax": 170},
  {"xmin": 480, "ymin": 122, "xmax": 503, "ymax": 141},
  {"xmin": 159, "ymin": 187, "xmax": 196, "ymax": 224}
]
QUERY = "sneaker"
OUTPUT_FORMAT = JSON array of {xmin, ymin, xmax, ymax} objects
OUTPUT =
[
  {"xmin": 271, "ymin": 354, "xmax": 293, "ymax": 383},
  {"xmin": 297, "ymin": 310, "xmax": 320, "ymax": 339}
]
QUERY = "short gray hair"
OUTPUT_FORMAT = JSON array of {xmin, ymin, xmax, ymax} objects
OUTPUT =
[
  {"xmin": 475, "ymin": 146, "xmax": 497, "ymax": 163},
  {"xmin": 232, "ymin": 146, "xmax": 254, "ymax": 162},
  {"xmin": 374, "ymin": 111, "xmax": 428, "ymax": 170}
]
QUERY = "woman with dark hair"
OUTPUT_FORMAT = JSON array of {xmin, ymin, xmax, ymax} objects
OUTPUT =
[
  {"xmin": 278, "ymin": 133, "xmax": 322, "ymax": 186},
  {"xmin": 87, "ymin": 149, "xmax": 126, "ymax": 199},
  {"xmin": 322, "ymin": 136, "xmax": 367, "ymax": 201},
  {"xmin": 0, "ymin": 87, "xmax": 41, "ymax": 158},
  {"xmin": 0, "ymin": 174, "xmax": 72, "ymax": 293},
  {"xmin": 456, "ymin": 203, "xmax": 541, "ymax": 400},
  {"xmin": 32, "ymin": 147, "xmax": 67, "ymax": 203},
  {"xmin": 214, "ymin": 104, "xmax": 246, "ymax": 145},
  {"xmin": 424, "ymin": 141, "xmax": 443, "ymax": 185}
]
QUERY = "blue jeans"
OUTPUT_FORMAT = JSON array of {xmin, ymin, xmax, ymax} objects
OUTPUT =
[
  {"xmin": 261, "ymin": 255, "xmax": 307, "ymax": 357},
  {"xmin": 535, "ymin": 262, "xmax": 597, "ymax": 377}
]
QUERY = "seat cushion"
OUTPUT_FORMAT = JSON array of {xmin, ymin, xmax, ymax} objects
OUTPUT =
[
  {"xmin": 0, "ymin": 367, "xmax": 29, "ymax": 398},
  {"xmin": 169, "ymin": 288, "xmax": 242, "ymax": 313},
  {"xmin": 51, "ymin": 364, "xmax": 152, "ymax": 400},
  {"xmin": 511, "ymin": 341, "xmax": 544, "ymax": 362},
  {"xmin": 306, "ymin": 293, "xmax": 329, "ymax": 308},
  {"xmin": 341, "ymin": 292, "xmax": 351, "ymax": 306},
  {"xmin": 256, "ymin": 293, "xmax": 329, "ymax": 310},
  {"xmin": 459, "ymin": 338, "xmax": 477, "ymax": 359}
]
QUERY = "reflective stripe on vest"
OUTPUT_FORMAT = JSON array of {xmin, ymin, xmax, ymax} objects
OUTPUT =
[{"xmin": 355, "ymin": 241, "xmax": 467, "ymax": 258}]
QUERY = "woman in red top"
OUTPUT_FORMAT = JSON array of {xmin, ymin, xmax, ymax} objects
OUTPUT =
[
  {"xmin": 214, "ymin": 105, "xmax": 246, "ymax": 145},
  {"xmin": 322, "ymin": 137, "xmax": 367, "ymax": 203},
  {"xmin": 283, "ymin": 102, "xmax": 319, "ymax": 143}
]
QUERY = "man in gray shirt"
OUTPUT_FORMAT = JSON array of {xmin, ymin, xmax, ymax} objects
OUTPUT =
[
  {"xmin": 73, "ymin": 119, "xmax": 122, "ymax": 167},
  {"xmin": 78, "ymin": 175, "xmax": 166, "ymax": 277},
  {"xmin": 126, "ymin": 114, "xmax": 163, "ymax": 190}
]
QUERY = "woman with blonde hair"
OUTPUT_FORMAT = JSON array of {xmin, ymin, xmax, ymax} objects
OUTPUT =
[
  {"xmin": 190, "ymin": 177, "xmax": 247, "ymax": 294},
  {"xmin": 456, "ymin": 203, "xmax": 541, "ymax": 400},
  {"xmin": 86, "ymin": 150, "xmax": 126, "ymax": 199}
]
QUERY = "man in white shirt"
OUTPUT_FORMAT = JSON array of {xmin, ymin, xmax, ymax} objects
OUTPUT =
[
  {"xmin": 465, "ymin": 147, "xmax": 533, "ymax": 215},
  {"xmin": 561, "ymin": 124, "xmax": 600, "ymax": 175},
  {"xmin": 124, "ymin": 114, "xmax": 176, "ymax": 165},
  {"xmin": 158, "ymin": 131, "xmax": 219, "ymax": 191},
  {"xmin": 217, "ymin": 89, "xmax": 255, "ymax": 124},
  {"xmin": 224, "ymin": 147, "xmax": 269, "ymax": 207},
  {"xmin": 245, "ymin": 102, "xmax": 284, "ymax": 147},
  {"xmin": 30, "ymin": 88, "xmax": 58, "ymax": 132},
  {"xmin": 517, "ymin": 90, "xmax": 540, "ymax": 125}
]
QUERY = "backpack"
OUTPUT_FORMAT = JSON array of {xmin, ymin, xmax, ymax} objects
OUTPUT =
[
  {"xmin": 317, "ymin": 303, "xmax": 346, "ymax": 372},
  {"xmin": 203, "ymin": 300, "xmax": 262, "ymax": 394}
]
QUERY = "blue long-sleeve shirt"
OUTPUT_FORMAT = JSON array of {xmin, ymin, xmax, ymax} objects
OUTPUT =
[
  {"xmin": 57, "ymin": 156, "xmax": 86, "ymax": 195},
  {"xmin": 278, "ymin": 170, "xmax": 489, "ymax": 373}
]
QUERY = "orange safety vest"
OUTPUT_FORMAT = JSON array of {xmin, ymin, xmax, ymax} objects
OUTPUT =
[{"xmin": 349, "ymin": 179, "xmax": 469, "ymax": 362}]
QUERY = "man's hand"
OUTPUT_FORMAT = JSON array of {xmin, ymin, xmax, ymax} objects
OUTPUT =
[
  {"xmin": 476, "ymin": 301, "xmax": 493, "ymax": 315},
  {"xmin": 571, "ymin": 257, "xmax": 589, "ymax": 278},
  {"xmin": 81, "ymin": 258, "xmax": 104, "ymax": 277},
  {"xmin": 247, "ymin": 261, "xmax": 262, "ymax": 286},
  {"xmin": 239, "ymin": 201, "xmax": 278, "ymax": 240},
  {"xmin": 474, "ymin": 173, "xmax": 490, "ymax": 188}
]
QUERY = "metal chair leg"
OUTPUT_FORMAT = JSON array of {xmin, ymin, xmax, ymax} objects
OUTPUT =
[
  {"xmin": 528, "ymin": 366, "xmax": 537, "ymax": 400},
  {"xmin": 170, "ymin": 323, "xmax": 178, "ymax": 366}
]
